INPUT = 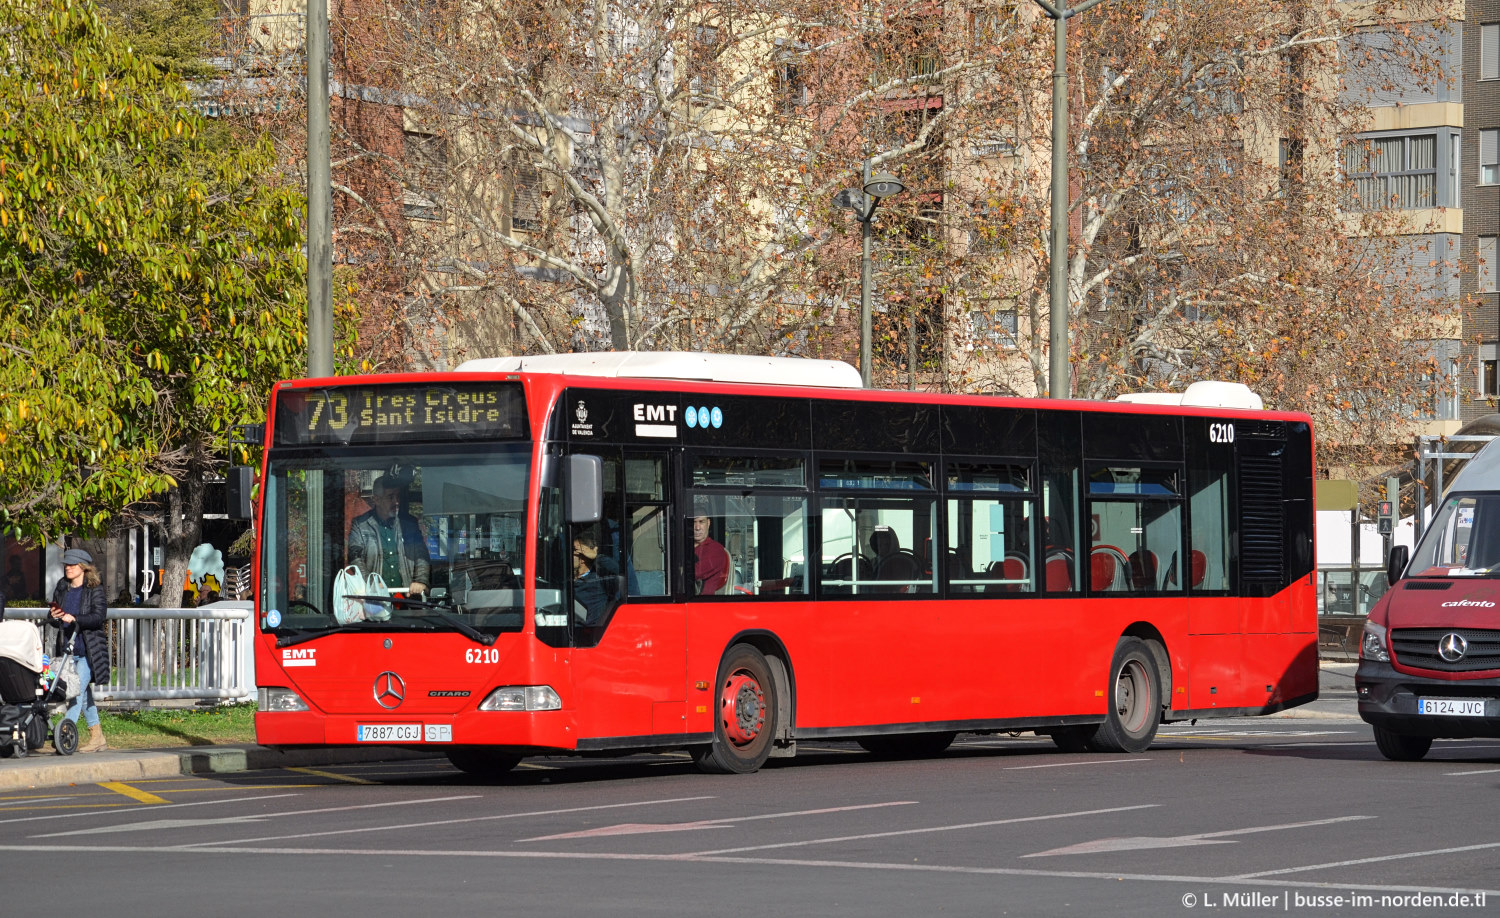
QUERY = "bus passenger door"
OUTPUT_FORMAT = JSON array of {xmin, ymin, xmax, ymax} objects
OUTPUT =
[
  {"xmin": 569, "ymin": 449, "xmax": 687, "ymax": 742},
  {"xmin": 1185, "ymin": 421, "xmax": 1241, "ymax": 711}
]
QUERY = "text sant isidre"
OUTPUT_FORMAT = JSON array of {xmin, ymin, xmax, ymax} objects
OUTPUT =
[{"xmin": 359, "ymin": 389, "xmax": 508, "ymax": 428}]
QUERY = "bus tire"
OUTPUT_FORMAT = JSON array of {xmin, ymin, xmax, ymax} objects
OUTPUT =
[
  {"xmin": 693, "ymin": 644, "xmax": 778, "ymax": 774},
  {"xmin": 1372, "ymin": 726, "xmax": 1432, "ymax": 761},
  {"xmin": 857, "ymin": 732, "xmax": 956, "ymax": 758},
  {"xmin": 445, "ymin": 747, "xmax": 522, "ymax": 776},
  {"xmin": 1088, "ymin": 638, "xmax": 1162, "ymax": 754}
]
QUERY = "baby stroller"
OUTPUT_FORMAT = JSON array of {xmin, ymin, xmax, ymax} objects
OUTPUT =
[{"xmin": 0, "ymin": 619, "xmax": 80, "ymax": 757}]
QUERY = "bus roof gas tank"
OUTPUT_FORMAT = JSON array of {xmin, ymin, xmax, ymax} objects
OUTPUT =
[
  {"xmin": 1113, "ymin": 381, "xmax": 1263, "ymax": 411},
  {"xmin": 456, "ymin": 351, "xmax": 863, "ymax": 389}
]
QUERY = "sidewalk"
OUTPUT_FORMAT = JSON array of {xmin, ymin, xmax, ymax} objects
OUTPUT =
[{"xmin": 0, "ymin": 743, "xmax": 437, "ymax": 792}]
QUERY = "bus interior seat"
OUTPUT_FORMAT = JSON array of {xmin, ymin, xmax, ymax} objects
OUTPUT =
[
  {"xmin": 1044, "ymin": 550, "xmax": 1073, "ymax": 591},
  {"xmin": 826, "ymin": 554, "xmax": 872, "ymax": 593},
  {"xmin": 1129, "ymin": 550, "xmax": 1159, "ymax": 591},
  {"xmin": 876, "ymin": 551, "xmax": 921, "ymax": 593},
  {"xmin": 1190, "ymin": 549, "xmax": 1207, "ymax": 588},
  {"xmin": 985, "ymin": 555, "xmax": 1029, "ymax": 593},
  {"xmin": 1090, "ymin": 545, "xmax": 1130, "ymax": 591}
]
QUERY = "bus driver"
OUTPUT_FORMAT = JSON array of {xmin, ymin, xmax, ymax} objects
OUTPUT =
[{"xmin": 349, "ymin": 475, "xmax": 431, "ymax": 595}]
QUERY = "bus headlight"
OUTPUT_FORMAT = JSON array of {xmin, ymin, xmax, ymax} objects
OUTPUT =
[
  {"xmin": 1360, "ymin": 622, "xmax": 1390, "ymax": 663},
  {"xmin": 478, "ymin": 685, "xmax": 562, "ymax": 711},
  {"xmin": 258, "ymin": 686, "xmax": 309, "ymax": 712}
]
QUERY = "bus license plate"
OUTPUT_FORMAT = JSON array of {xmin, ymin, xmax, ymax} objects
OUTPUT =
[
  {"xmin": 1417, "ymin": 698, "xmax": 1485, "ymax": 717},
  {"xmin": 424, "ymin": 724, "xmax": 452, "ymax": 743},
  {"xmin": 358, "ymin": 724, "xmax": 421, "ymax": 742}
]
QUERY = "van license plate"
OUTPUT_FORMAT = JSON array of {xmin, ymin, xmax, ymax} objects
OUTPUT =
[
  {"xmin": 1417, "ymin": 698, "xmax": 1485, "ymax": 717},
  {"xmin": 358, "ymin": 724, "xmax": 421, "ymax": 742}
]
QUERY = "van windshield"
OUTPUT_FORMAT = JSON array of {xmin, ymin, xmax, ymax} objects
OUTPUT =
[{"xmin": 1408, "ymin": 493, "xmax": 1500, "ymax": 576}]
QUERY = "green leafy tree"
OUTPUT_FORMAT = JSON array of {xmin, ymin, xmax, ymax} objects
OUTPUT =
[{"xmin": 0, "ymin": 0, "xmax": 307, "ymax": 607}]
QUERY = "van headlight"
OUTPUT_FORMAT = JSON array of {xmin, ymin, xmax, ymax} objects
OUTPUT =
[
  {"xmin": 1360, "ymin": 622, "xmax": 1390, "ymax": 662},
  {"xmin": 258, "ymin": 686, "xmax": 309, "ymax": 712},
  {"xmin": 478, "ymin": 685, "xmax": 562, "ymax": 711}
]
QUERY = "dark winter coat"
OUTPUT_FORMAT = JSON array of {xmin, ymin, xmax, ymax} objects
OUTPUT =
[{"xmin": 49, "ymin": 580, "xmax": 111, "ymax": 685}]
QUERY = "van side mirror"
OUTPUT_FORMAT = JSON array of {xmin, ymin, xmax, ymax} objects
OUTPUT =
[
  {"xmin": 567, "ymin": 454, "xmax": 603, "ymax": 524},
  {"xmin": 227, "ymin": 466, "xmax": 255, "ymax": 521},
  {"xmin": 1386, "ymin": 544, "xmax": 1409, "ymax": 586}
]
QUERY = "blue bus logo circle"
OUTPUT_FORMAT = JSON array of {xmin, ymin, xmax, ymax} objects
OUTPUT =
[
  {"xmin": 711, "ymin": 407, "xmax": 723, "ymax": 428},
  {"xmin": 685, "ymin": 407, "xmax": 698, "ymax": 428},
  {"xmin": 698, "ymin": 407, "xmax": 711, "ymax": 428}
]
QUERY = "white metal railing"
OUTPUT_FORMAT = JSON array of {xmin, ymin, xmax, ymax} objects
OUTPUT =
[{"xmin": 5, "ymin": 602, "xmax": 256, "ymax": 703}]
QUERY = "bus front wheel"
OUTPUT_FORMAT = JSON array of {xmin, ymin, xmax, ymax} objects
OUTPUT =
[
  {"xmin": 1089, "ymin": 638, "xmax": 1162, "ymax": 754},
  {"xmin": 693, "ymin": 644, "xmax": 779, "ymax": 774}
]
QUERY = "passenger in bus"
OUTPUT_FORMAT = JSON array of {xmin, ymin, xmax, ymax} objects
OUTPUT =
[
  {"xmin": 348, "ymin": 475, "xmax": 431, "ymax": 595},
  {"xmin": 693, "ymin": 514, "xmax": 730, "ymax": 595},
  {"xmin": 870, "ymin": 526, "xmax": 920, "ymax": 592},
  {"xmin": 572, "ymin": 530, "xmax": 612, "ymax": 621}
]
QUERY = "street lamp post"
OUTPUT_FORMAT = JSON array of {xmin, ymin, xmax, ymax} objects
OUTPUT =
[
  {"xmin": 835, "ymin": 161, "xmax": 906, "ymax": 387},
  {"xmin": 1033, "ymin": 0, "xmax": 1106, "ymax": 399},
  {"xmin": 306, "ymin": 0, "xmax": 333, "ymax": 379}
]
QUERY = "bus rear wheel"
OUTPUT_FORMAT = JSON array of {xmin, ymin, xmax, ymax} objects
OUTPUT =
[
  {"xmin": 445, "ymin": 747, "xmax": 522, "ymax": 776},
  {"xmin": 1373, "ymin": 726, "xmax": 1432, "ymax": 761},
  {"xmin": 857, "ymin": 732, "xmax": 956, "ymax": 759},
  {"xmin": 1088, "ymin": 638, "xmax": 1162, "ymax": 754},
  {"xmin": 693, "ymin": 644, "xmax": 779, "ymax": 775}
]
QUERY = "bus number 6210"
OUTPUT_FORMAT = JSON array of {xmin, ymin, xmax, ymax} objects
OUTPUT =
[{"xmin": 466, "ymin": 648, "xmax": 500, "ymax": 664}]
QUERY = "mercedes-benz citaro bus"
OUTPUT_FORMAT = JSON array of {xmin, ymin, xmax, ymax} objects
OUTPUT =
[
  {"xmin": 1358, "ymin": 438, "xmax": 1500, "ymax": 760},
  {"xmin": 245, "ymin": 351, "xmax": 1318, "ymax": 776}
]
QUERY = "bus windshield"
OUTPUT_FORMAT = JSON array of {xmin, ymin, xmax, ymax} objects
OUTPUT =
[
  {"xmin": 260, "ymin": 444, "xmax": 532, "ymax": 638},
  {"xmin": 1408, "ymin": 492, "xmax": 1500, "ymax": 576}
]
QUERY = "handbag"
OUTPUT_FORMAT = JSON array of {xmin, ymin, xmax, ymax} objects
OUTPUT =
[
  {"xmin": 331, "ymin": 565, "xmax": 369, "ymax": 624},
  {"xmin": 362, "ymin": 572, "xmax": 392, "ymax": 621}
]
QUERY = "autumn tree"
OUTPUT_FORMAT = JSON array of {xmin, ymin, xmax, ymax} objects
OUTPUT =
[
  {"xmin": 946, "ymin": 0, "xmax": 1457, "ymax": 467},
  {"xmin": 0, "ymin": 0, "xmax": 307, "ymax": 606}
]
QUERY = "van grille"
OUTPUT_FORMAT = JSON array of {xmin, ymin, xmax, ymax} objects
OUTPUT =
[{"xmin": 1391, "ymin": 628, "xmax": 1500, "ymax": 673}]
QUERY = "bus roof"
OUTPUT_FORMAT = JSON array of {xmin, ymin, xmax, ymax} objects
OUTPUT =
[
  {"xmin": 456, "ymin": 351, "xmax": 863, "ymax": 389},
  {"xmin": 1113, "ymin": 381, "xmax": 1263, "ymax": 411}
]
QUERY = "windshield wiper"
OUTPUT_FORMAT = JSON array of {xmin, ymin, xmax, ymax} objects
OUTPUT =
[
  {"xmin": 346, "ymin": 594, "xmax": 496, "ymax": 646},
  {"xmin": 276, "ymin": 625, "xmax": 365, "ymax": 648}
]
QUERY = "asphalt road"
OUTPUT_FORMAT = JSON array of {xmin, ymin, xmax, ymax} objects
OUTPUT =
[{"xmin": 0, "ymin": 665, "xmax": 1493, "ymax": 917}]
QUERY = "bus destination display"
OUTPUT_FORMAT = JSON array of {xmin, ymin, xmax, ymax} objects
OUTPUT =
[{"xmin": 274, "ymin": 383, "xmax": 527, "ymax": 445}]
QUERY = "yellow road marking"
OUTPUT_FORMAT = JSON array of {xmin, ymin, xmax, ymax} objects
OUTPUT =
[
  {"xmin": 285, "ymin": 767, "xmax": 376, "ymax": 785},
  {"xmin": 100, "ymin": 782, "xmax": 169, "ymax": 804}
]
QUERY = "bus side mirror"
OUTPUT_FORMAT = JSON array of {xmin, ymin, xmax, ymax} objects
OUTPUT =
[
  {"xmin": 567, "ymin": 454, "xmax": 603, "ymax": 524},
  {"xmin": 1386, "ymin": 544, "xmax": 1409, "ymax": 586},
  {"xmin": 227, "ymin": 466, "xmax": 255, "ymax": 521}
]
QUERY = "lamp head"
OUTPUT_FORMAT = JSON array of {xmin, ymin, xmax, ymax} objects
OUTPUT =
[{"xmin": 863, "ymin": 173, "xmax": 905, "ymax": 199}]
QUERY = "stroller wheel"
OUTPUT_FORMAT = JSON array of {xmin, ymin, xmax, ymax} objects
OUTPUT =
[{"xmin": 54, "ymin": 719, "xmax": 79, "ymax": 756}]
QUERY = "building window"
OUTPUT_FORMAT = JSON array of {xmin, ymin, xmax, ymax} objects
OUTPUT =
[
  {"xmin": 1484, "ymin": 24, "xmax": 1500, "ymax": 80},
  {"xmin": 1344, "ymin": 134, "xmax": 1436, "ymax": 209},
  {"xmin": 1482, "ymin": 130, "xmax": 1499, "ymax": 185},
  {"xmin": 401, "ymin": 131, "xmax": 447, "ymax": 221},
  {"xmin": 1482, "ymin": 236, "xmax": 1497, "ymax": 294},
  {"xmin": 1483, "ymin": 344, "xmax": 1500, "ymax": 398}
]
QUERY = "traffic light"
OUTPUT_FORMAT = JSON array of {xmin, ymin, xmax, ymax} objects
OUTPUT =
[{"xmin": 1377, "ymin": 499, "xmax": 1394, "ymax": 535}]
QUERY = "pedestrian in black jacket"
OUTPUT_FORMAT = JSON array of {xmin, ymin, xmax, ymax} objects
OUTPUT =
[{"xmin": 49, "ymin": 548, "xmax": 110, "ymax": 752}]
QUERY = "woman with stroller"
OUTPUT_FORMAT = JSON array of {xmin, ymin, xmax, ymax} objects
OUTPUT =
[{"xmin": 49, "ymin": 548, "xmax": 110, "ymax": 753}]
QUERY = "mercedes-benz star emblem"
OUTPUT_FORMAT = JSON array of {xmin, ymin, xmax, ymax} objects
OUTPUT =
[
  {"xmin": 1438, "ymin": 633, "xmax": 1468, "ymax": 663},
  {"xmin": 374, "ymin": 671, "xmax": 406, "ymax": 709}
]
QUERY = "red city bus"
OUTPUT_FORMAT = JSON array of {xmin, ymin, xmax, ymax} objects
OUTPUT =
[{"xmin": 249, "ymin": 352, "xmax": 1318, "ymax": 775}]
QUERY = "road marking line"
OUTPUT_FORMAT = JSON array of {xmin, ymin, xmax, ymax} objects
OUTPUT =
[
  {"xmin": 1024, "ymin": 815, "xmax": 1374, "ymax": 857},
  {"xmin": 1444, "ymin": 768, "xmax": 1500, "ymax": 776},
  {"xmin": 1229, "ymin": 840, "xmax": 1500, "ymax": 878},
  {"xmin": 0, "ymin": 793, "xmax": 304, "ymax": 827},
  {"xmin": 520, "ymin": 801, "xmax": 917, "ymax": 841},
  {"xmin": 99, "ymin": 783, "xmax": 169, "ymax": 805},
  {"xmin": 173, "ymin": 795, "xmax": 720, "ymax": 848},
  {"xmin": 285, "ymin": 767, "xmax": 377, "ymax": 785},
  {"xmin": 1005, "ymin": 759, "xmax": 1152, "ymax": 770},
  {"xmin": 685, "ymin": 804, "xmax": 1159, "ymax": 857},
  {"xmin": 34, "ymin": 794, "xmax": 482, "ymax": 838},
  {"xmin": 0, "ymin": 796, "xmax": 81, "ymax": 807},
  {"xmin": 3, "ymin": 842, "xmax": 1490, "ymax": 899}
]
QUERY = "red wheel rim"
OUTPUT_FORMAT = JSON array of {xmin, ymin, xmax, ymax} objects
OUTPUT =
[{"xmin": 720, "ymin": 671, "xmax": 765, "ymax": 746}]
